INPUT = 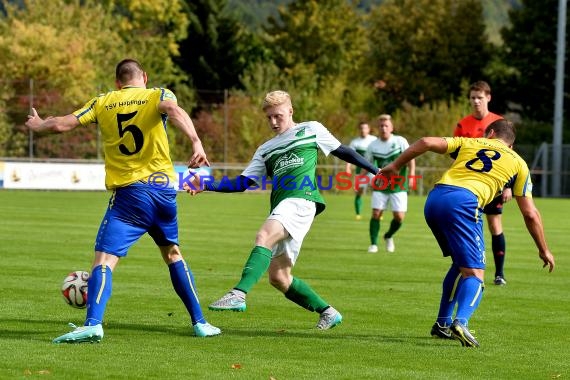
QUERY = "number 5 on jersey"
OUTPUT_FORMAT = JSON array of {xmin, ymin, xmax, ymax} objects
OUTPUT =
[{"xmin": 117, "ymin": 111, "xmax": 144, "ymax": 155}]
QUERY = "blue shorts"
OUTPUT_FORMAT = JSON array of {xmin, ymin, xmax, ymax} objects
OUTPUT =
[
  {"xmin": 424, "ymin": 185, "xmax": 485, "ymax": 269},
  {"xmin": 95, "ymin": 182, "xmax": 179, "ymax": 256}
]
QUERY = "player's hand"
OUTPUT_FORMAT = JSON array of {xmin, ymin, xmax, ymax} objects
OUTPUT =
[
  {"xmin": 539, "ymin": 250, "xmax": 555, "ymax": 273},
  {"xmin": 25, "ymin": 107, "xmax": 43, "ymax": 131},
  {"xmin": 502, "ymin": 187, "xmax": 512, "ymax": 203},
  {"xmin": 188, "ymin": 141, "xmax": 210, "ymax": 168},
  {"xmin": 379, "ymin": 163, "xmax": 398, "ymax": 178},
  {"xmin": 183, "ymin": 173, "xmax": 203, "ymax": 196}
]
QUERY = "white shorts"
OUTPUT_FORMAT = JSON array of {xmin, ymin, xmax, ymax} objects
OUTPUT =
[
  {"xmin": 371, "ymin": 191, "xmax": 408, "ymax": 212},
  {"xmin": 267, "ymin": 198, "xmax": 316, "ymax": 265},
  {"xmin": 354, "ymin": 172, "xmax": 373, "ymax": 192}
]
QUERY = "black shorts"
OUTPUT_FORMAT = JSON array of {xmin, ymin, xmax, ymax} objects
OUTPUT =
[{"xmin": 482, "ymin": 195, "xmax": 503, "ymax": 215}]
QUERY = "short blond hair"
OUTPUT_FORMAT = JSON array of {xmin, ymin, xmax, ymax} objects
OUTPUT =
[
  {"xmin": 378, "ymin": 114, "xmax": 391, "ymax": 121},
  {"xmin": 263, "ymin": 90, "xmax": 292, "ymax": 110}
]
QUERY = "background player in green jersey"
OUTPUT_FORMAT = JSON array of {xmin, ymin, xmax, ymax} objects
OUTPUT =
[
  {"xmin": 187, "ymin": 90, "xmax": 379, "ymax": 329},
  {"xmin": 345, "ymin": 121, "xmax": 377, "ymax": 220},
  {"xmin": 26, "ymin": 59, "xmax": 220, "ymax": 343},
  {"xmin": 380, "ymin": 119, "xmax": 555, "ymax": 347},
  {"xmin": 365, "ymin": 114, "xmax": 415, "ymax": 253}
]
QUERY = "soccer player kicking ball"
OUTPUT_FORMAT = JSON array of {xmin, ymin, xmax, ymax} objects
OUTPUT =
[
  {"xmin": 379, "ymin": 119, "xmax": 555, "ymax": 347},
  {"xmin": 26, "ymin": 59, "xmax": 221, "ymax": 343},
  {"xmin": 186, "ymin": 90, "xmax": 379, "ymax": 329}
]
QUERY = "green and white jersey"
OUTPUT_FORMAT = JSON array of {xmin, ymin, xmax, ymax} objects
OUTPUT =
[
  {"xmin": 241, "ymin": 121, "xmax": 341, "ymax": 214},
  {"xmin": 365, "ymin": 135, "xmax": 410, "ymax": 193},
  {"xmin": 348, "ymin": 135, "xmax": 377, "ymax": 174},
  {"xmin": 349, "ymin": 135, "xmax": 377, "ymax": 156}
]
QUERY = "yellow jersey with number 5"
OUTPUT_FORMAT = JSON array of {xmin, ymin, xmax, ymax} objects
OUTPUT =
[
  {"xmin": 438, "ymin": 137, "xmax": 532, "ymax": 208},
  {"xmin": 73, "ymin": 86, "xmax": 177, "ymax": 189}
]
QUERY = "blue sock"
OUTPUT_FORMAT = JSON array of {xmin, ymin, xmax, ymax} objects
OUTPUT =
[
  {"xmin": 169, "ymin": 260, "xmax": 205, "ymax": 325},
  {"xmin": 436, "ymin": 265, "xmax": 462, "ymax": 327},
  {"xmin": 455, "ymin": 276, "xmax": 484, "ymax": 326},
  {"xmin": 85, "ymin": 264, "xmax": 112, "ymax": 326}
]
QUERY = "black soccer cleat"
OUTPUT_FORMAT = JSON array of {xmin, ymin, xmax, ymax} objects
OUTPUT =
[
  {"xmin": 494, "ymin": 276, "xmax": 507, "ymax": 286},
  {"xmin": 430, "ymin": 322, "xmax": 453, "ymax": 339},
  {"xmin": 450, "ymin": 319, "xmax": 479, "ymax": 348}
]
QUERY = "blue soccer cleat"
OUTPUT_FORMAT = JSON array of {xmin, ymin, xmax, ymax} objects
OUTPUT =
[{"xmin": 52, "ymin": 323, "xmax": 104, "ymax": 344}]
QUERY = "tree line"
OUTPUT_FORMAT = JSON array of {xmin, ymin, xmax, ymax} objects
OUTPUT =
[{"xmin": 0, "ymin": 0, "xmax": 566, "ymax": 166}]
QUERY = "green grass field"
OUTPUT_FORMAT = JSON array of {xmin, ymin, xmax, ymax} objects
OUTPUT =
[{"xmin": 0, "ymin": 190, "xmax": 568, "ymax": 379}]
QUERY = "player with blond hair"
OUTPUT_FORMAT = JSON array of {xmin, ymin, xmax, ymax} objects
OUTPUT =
[{"xmin": 188, "ymin": 90, "xmax": 380, "ymax": 329}]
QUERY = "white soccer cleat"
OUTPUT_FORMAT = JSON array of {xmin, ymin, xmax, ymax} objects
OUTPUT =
[
  {"xmin": 367, "ymin": 244, "xmax": 378, "ymax": 253},
  {"xmin": 193, "ymin": 322, "xmax": 222, "ymax": 337},
  {"xmin": 52, "ymin": 323, "xmax": 103, "ymax": 344},
  {"xmin": 208, "ymin": 290, "xmax": 246, "ymax": 311},
  {"xmin": 494, "ymin": 276, "xmax": 507, "ymax": 286},
  {"xmin": 385, "ymin": 237, "xmax": 395, "ymax": 253},
  {"xmin": 316, "ymin": 307, "xmax": 342, "ymax": 330}
]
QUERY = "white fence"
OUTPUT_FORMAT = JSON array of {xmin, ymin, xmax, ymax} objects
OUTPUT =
[{"xmin": 1, "ymin": 157, "xmax": 564, "ymax": 197}]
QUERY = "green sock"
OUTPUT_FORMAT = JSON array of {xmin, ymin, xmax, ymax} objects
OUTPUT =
[
  {"xmin": 369, "ymin": 218, "xmax": 380, "ymax": 245},
  {"xmin": 284, "ymin": 277, "xmax": 329, "ymax": 313},
  {"xmin": 354, "ymin": 195, "xmax": 362, "ymax": 215},
  {"xmin": 235, "ymin": 246, "xmax": 272, "ymax": 293},
  {"xmin": 384, "ymin": 219, "xmax": 402, "ymax": 239}
]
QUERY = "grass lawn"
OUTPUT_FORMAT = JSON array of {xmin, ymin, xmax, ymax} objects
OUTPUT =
[{"xmin": 0, "ymin": 190, "xmax": 568, "ymax": 379}]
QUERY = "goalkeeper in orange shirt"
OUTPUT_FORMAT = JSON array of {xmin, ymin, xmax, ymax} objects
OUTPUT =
[{"xmin": 453, "ymin": 81, "xmax": 509, "ymax": 286}]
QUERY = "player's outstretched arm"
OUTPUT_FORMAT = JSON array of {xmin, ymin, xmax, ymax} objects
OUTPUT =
[
  {"xmin": 331, "ymin": 145, "xmax": 378, "ymax": 174},
  {"xmin": 184, "ymin": 174, "xmax": 256, "ymax": 196},
  {"xmin": 381, "ymin": 137, "xmax": 448, "ymax": 177},
  {"xmin": 25, "ymin": 108, "xmax": 80, "ymax": 135},
  {"xmin": 159, "ymin": 100, "xmax": 209, "ymax": 168},
  {"xmin": 515, "ymin": 196, "xmax": 555, "ymax": 272}
]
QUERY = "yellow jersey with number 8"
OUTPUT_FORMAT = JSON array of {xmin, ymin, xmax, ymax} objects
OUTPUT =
[
  {"xmin": 74, "ymin": 86, "xmax": 177, "ymax": 189},
  {"xmin": 438, "ymin": 137, "xmax": 532, "ymax": 208}
]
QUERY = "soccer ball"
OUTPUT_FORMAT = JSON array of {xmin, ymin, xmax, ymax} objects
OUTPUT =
[{"xmin": 61, "ymin": 271, "xmax": 89, "ymax": 308}]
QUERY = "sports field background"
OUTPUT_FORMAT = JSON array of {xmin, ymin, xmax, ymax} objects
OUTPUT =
[{"xmin": 0, "ymin": 190, "xmax": 568, "ymax": 379}]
